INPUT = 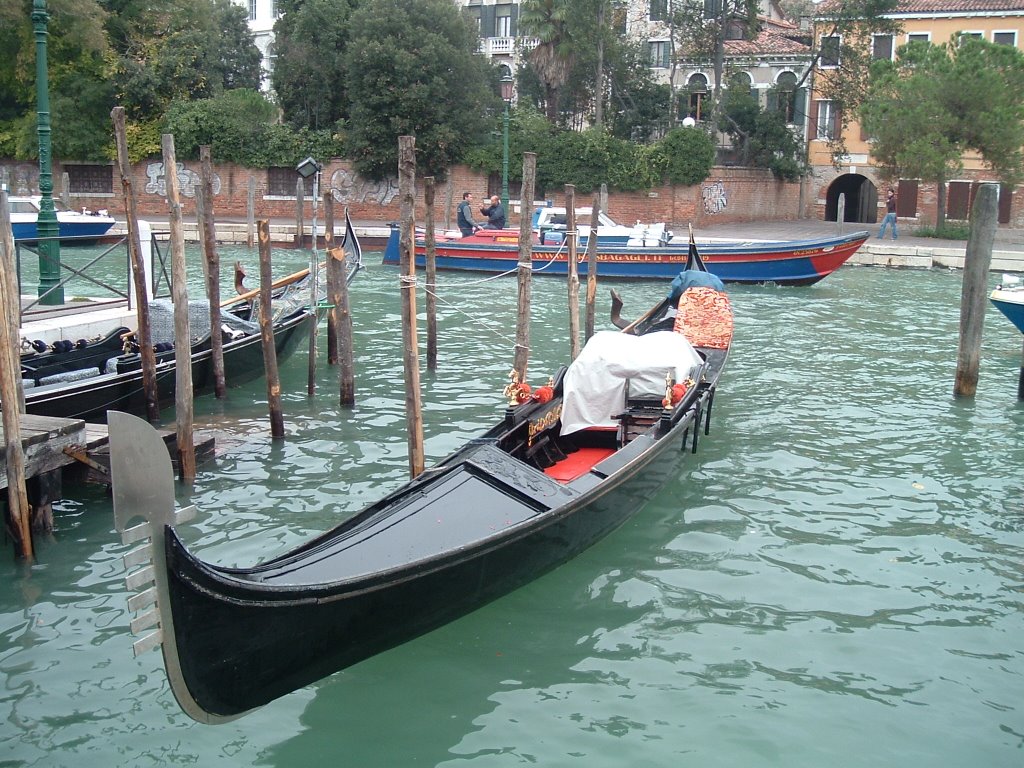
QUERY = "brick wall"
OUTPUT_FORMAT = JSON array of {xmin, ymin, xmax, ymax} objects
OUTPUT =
[{"xmin": 2, "ymin": 157, "xmax": 807, "ymax": 229}]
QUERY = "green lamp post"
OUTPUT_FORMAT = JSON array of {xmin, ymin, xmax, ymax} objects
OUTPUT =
[
  {"xmin": 33, "ymin": 0, "xmax": 62, "ymax": 305},
  {"xmin": 500, "ymin": 72, "xmax": 513, "ymax": 214}
]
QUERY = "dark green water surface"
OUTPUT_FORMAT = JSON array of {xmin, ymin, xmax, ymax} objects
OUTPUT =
[{"xmin": 2, "ymin": 254, "xmax": 1022, "ymax": 767}]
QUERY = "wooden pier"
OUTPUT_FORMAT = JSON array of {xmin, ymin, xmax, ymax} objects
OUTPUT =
[{"xmin": 2, "ymin": 413, "xmax": 214, "ymax": 531}]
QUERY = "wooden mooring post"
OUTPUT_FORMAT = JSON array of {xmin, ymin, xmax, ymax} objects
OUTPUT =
[
  {"xmin": 398, "ymin": 136, "xmax": 424, "ymax": 478},
  {"xmin": 424, "ymin": 176, "xmax": 438, "ymax": 371},
  {"xmin": 585, "ymin": 195, "xmax": 600, "ymax": 341},
  {"xmin": 200, "ymin": 146, "xmax": 226, "ymax": 399},
  {"xmin": 325, "ymin": 191, "xmax": 337, "ymax": 366},
  {"xmin": 954, "ymin": 183, "xmax": 998, "ymax": 398},
  {"xmin": 565, "ymin": 184, "xmax": 580, "ymax": 361},
  {"xmin": 0, "ymin": 189, "xmax": 32, "ymax": 559},
  {"xmin": 258, "ymin": 220, "xmax": 285, "ymax": 438},
  {"xmin": 112, "ymin": 106, "xmax": 160, "ymax": 423},
  {"xmin": 162, "ymin": 134, "xmax": 196, "ymax": 480},
  {"xmin": 513, "ymin": 152, "xmax": 537, "ymax": 383}
]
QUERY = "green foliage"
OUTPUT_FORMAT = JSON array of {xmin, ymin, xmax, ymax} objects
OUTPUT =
[
  {"xmin": 271, "ymin": 0, "xmax": 358, "ymax": 130},
  {"xmin": 862, "ymin": 35, "xmax": 1024, "ymax": 223},
  {"xmin": 109, "ymin": 0, "xmax": 261, "ymax": 123},
  {"xmin": 653, "ymin": 127, "xmax": 716, "ymax": 187},
  {"xmin": 344, "ymin": 0, "xmax": 496, "ymax": 180},
  {"xmin": 163, "ymin": 90, "xmax": 342, "ymax": 165},
  {"xmin": 464, "ymin": 107, "xmax": 711, "ymax": 193},
  {"xmin": 718, "ymin": 89, "xmax": 806, "ymax": 181},
  {"xmin": 915, "ymin": 224, "xmax": 969, "ymax": 240},
  {"xmin": 125, "ymin": 119, "xmax": 163, "ymax": 162}
]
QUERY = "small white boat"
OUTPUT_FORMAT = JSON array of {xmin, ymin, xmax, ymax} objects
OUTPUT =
[
  {"xmin": 990, "ymin": 274, "xmax": 1024, "ymax": 334},
  {"xmin": 8, "ymin": 195, "xmax": 116, "ymax": 241}
]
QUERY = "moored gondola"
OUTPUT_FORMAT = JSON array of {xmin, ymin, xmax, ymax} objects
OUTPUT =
[{"xmin": 109, "ymin": 232, "xmax": 733, "ymax": 723}]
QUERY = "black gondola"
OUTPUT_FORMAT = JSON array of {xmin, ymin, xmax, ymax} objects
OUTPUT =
[
  {"xmin": 19, "ymin": 212, "xmax": 362, "ymax": 421},
  {"xmin": 108, "ymin": 232, "xmax": 733, "ymax": 723}
]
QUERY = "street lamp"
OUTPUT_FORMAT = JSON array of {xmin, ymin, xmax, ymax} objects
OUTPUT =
[
  {"xmin": 500, "ymin": 72, "xmax": 514, "ymax": 215},
  {"xmin": 33, "ymin": 0, "xmax": 62, "ymax": 304},
  {"xmin": 296, "ymin": 155, "xmax": 321, "ymax": 295}
]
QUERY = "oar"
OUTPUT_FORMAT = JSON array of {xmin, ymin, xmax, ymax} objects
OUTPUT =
[{"xmin": 220, "ymin": 265, "xmax": 314, "ymax": 308}]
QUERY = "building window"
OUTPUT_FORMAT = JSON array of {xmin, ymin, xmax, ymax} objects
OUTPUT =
[
  {"xmin": 249, "ymin": 0, "xmax": 256, "ymax": 21},
  {"xmin": 65, "ymin": 164, "xmax": 113, "ymax": 195},
  {"xmin": 872, "ymin": 34, "xmax": 893, "ymax": 60},
  {"xmin": 993, "ymin": 30, "xmax": 1017, "ymax": 46},
  {"xmin": 815, "ymin": 100, "xmax": 836, "ymax": 140},
  {"xmin": 775, "ymin": 71, "xmax": 798, "ymax": 123},
  {"xmin": 729, "ymin": 71, "xmax": 751, "ymax": 96},
  {"xmin": 649, "ymin": 41, "xmax": 670, "ymax": 69},
  {"xmin": 496, "ymin": 10, "xmax": 512, "ymax": 37},
  {"xmin": 958, "ymin": 31, "xmax": 983, "ymax": 44},
  {"xmin": 688, "ymin": 73, "xmax": 709, "ymax": 122},
  {"xmin": 650, "ymin": 0, "xmax": 668, "ymax": 22},
  {"xmin": 267, "ymin": 167, "xmax": 313, "ymax": 197},
  {"xmin": 272, "ymin": 0, "xmax": 280, "ymax": 17},
  {"xmin": 907, "ymin": 32, "xmax": 930, "ymax": 45},
  {"xmin": 820, "ymin": 35, "xmax": 840, "ymax": 67}
]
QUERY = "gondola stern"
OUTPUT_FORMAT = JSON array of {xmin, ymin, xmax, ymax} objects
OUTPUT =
[{"xmin": 109, "ymin": 411, "xmax": 241, "ymax": 725}]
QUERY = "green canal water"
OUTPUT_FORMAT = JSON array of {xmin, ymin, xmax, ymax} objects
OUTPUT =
[{"xmin": 3, "ymin": 252, "xmax": 1023, "ymax": 767}]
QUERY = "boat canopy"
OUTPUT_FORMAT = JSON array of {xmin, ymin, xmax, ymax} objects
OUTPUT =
[{"xmin": 560, "ymin": 330, "xmax": 702, "ymax": 435}]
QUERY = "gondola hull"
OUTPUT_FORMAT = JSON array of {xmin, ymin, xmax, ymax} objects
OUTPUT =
[
  {"xmin": 23, "ymin": 309, "xmax": 315, "ymax": 421},
  {"xmin": 158, "ymin": 394, "xmax": 706, "ymax": 718}
]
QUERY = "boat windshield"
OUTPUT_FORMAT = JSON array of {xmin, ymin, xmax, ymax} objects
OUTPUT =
[{"xmin": 8, "ymin": 200, "xmax": 39, "ymax": 214}]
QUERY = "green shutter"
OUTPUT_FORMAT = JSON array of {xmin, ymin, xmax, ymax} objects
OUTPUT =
[
  {"xmin": 793, "ymin": 87, "xmax": 807, "ymax": 126},
  {"xmin": 510, "ymin": 5, "xmax": 518, "ymax": 36},
  {"xmin": 480, "ymin": 5, "xmax": 495, "ymax": 37}
]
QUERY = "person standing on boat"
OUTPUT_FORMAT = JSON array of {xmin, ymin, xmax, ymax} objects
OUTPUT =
[
  {"xmin": 480, "ymin": 195, "xmax": 506, "ymax": 229},
  {"xmin": 457, "ymin": 192, "xmax": 480, "ymax": 236},
  {"xmin": 878, "ymin": 187, "xmax": 898, "ymax": 240}
]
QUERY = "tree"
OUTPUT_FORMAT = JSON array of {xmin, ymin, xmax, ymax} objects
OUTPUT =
[
  {"xmin": 108, "ymin": 0, "xmax": 261, "ymax": 122},
  {"xmin": 0, "ymin": 0, "xmax": 113, "ymax": 159},
  {"xmin": 718, "ymin": 85, "xmax": 806, "ymax": 181},
  {"xmin": 520, "ymin": 0, "xmax": 576, "ymax": 123},
  {"xmin": 861, "ymin": 36, "xmax": 1024, "ymax": 228},
  {"xmin": 271, "ymin": 0, "xmax": 359, "ymax": 130},
  {"xmin": 343, "ymin": 0, "xmax": 497, "ymax": 180},
  {"xmin": 668, "ymin": 0, "xmax": 760, "ymax": 127}
]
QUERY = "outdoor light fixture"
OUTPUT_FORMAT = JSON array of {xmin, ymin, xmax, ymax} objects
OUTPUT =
[
  {"xmin": 296, "ymin": 156, "xmax": 321, "ymax": 178},
  {"xmin": 682, "ymin": 116, "xmax": 696, "ymax": 128},
  {"xmin": 500, "ymin": 72, "xmax": 514, "ymax": 213}
]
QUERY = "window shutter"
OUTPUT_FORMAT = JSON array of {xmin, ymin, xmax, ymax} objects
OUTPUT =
[
  {"xmin": 808, "ymin": 99, "xmax": 819, "ymax": 137},
  {"xmin": 480, "ymin": 5, "xmax": 495, "ymax": 37},
  {"xmin": 896, "ymin": 180, "xmax": 918, "ymax": 218},
  {"xmin": 793, "ymin": 87, "xmax": 807, "ymax": 127},
  {"xmin": 510, "ymin": 5, "xmax": 518, "ymax": 36}
]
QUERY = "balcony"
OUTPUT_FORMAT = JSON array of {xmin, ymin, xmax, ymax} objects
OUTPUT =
[{"xmin": 478, "ymin": 36, "xmax": 539, "ymax": 56}]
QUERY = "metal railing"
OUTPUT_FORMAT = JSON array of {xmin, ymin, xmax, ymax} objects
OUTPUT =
[{"xmin": 14, "ymin": 233, "xmax": 172, "ymax": 323}]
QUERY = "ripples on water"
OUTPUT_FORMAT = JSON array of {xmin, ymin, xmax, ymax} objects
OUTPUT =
[{"xmin": 2, "ymin": 251, "xmax": 1022, "ymax": 767}]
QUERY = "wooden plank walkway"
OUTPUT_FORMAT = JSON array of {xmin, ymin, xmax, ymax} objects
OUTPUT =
[
  {"xmin": 1, "ymin": 414, "xmax": 215, "ymax": 491},
  {"xmin": 0, "ymin": 414, "xmax": 89, "ymax": 491}
]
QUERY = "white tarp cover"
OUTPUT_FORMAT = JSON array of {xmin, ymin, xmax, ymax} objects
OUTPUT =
[{"xmin": 560, "ymin": 330, "xmax": 702, "ymax": 435}]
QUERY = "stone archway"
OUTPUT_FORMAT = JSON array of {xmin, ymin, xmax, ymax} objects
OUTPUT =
[{"xmin": 824, "ymin": 173, "xmax": 879, "ymax": 223}]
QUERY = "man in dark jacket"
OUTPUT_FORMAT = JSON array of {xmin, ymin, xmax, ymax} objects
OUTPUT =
[
  {"xmin": 480, "ymin": 195, "xmax": 506, "ymax": 229},
  {"xmin": 457, "ymin": 192, "xmax": 479, "ymax": 236}
]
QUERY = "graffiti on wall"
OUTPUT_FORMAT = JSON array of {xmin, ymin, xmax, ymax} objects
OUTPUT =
[
  {"xmin": 144, "ymin": 162, "xmax": 221, "ymax": 198},
  {"xmin": 702, "ymin": 180, "xmax": 727, "ymax": 215},
  {"xmin": 329, "ymin": 168, "xmax": 399, "ymax": 206},
  {"xmin": 0, "ymin": 164, "xmax": 39, "ymax": 196}
]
